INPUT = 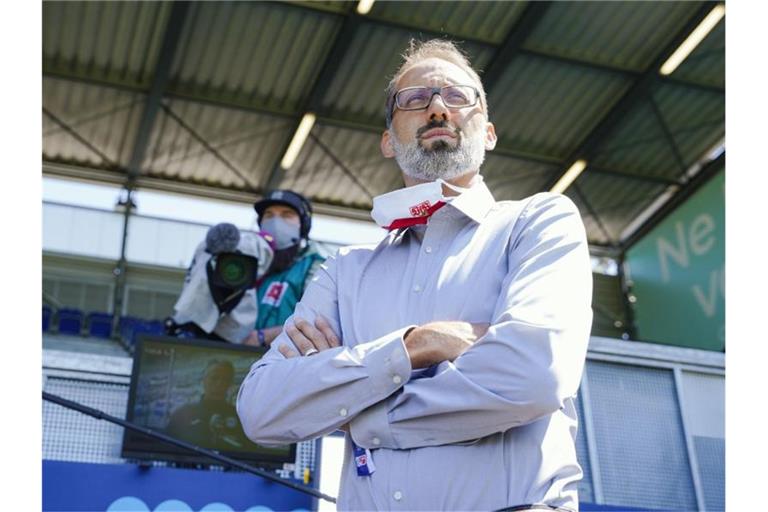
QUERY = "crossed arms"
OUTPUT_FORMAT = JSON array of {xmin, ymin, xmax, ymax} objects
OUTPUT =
[{"xmin": 236, "ymin": 193, "xmax": 593, "ymax": 450}]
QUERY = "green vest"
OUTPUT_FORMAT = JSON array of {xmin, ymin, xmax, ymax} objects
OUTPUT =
[{"xmin": 255, "ymin": 249, "xmax": 325, "ymax": 329}]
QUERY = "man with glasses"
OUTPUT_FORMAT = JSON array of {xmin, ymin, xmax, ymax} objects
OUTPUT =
[{"xmin": 238, "ymin": 39, "xmax": 592, "ymax": 511}]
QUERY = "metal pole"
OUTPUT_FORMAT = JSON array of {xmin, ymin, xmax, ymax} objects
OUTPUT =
[
  {"xmin": 617, "ymin": 254, "xmax": 637, "ymax": 340},
  {"xmin": 578, "ymin": 369, "xmax": 605, "ymax": 504},
  {"xmin": 110, "ymin": 187, "xmax": 134, "ymax": 340},
  {"xmin": 673, "ymin": 368, "xmax": 706, "ymax": 511}
]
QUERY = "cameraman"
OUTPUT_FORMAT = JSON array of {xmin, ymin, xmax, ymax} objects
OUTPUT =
[
  {"xmin": 244, "ymin": 190, "xmax": 325, "ymax": 347},
  {"xmin": 167, "ymin": 223, "xmax": 273, "ymax": 344}
]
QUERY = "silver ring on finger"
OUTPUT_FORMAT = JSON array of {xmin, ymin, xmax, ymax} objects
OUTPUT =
[{"xmin": 304, "ymin": 348, "xmax": 319, "ymax": 357}]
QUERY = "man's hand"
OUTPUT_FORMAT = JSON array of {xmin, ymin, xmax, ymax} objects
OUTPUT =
[
  {"xmin": 279, "ymin": 315, "xmax": 341, "ymax": 358},
  {"xmin": 404, "ymin": 321, "xmax": 489, "ymax": 369},
  {"xmin": 243, "ymin": 326, "xmax": 283, "ymax": 347}
]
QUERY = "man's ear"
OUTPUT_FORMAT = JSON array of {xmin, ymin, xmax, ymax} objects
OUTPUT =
[
  {"xmin": 381, "ymin": 130, "xmax": 395, "ymax": 158},
  {"xmin": 484, "ymin": 122, "xmax": 497, "ymax": 151}
]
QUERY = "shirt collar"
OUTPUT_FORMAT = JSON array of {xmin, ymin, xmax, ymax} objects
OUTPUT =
[
  {"xmin": 444, "ymin": 177, "xmax": 496, "ymax": 224},
  {"xmin": 391, "ymin": 176, "xmax": 496, "ymax": 241}
]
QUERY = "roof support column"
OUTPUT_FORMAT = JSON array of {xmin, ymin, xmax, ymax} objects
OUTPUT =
[{"xmin": 110, "ymin": 1, "xmax": 190, "ymax": 341}]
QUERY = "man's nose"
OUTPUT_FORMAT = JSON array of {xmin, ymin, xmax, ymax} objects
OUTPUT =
[{"xmin": 425, "ymin": 93, "xmax": 451, "ymax": 120}]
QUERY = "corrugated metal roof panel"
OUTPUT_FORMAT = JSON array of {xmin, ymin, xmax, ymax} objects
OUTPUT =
[
  {"xmin": 590, "ymin": 102, "xmax": 684, "ymax": 181},
  {"xmin": 279, "ymin": 123, "xmax": 402, "ymax": 210},
  {"xmin": 571, "ymin": 172, "xmax": 666, "ymax": 243},
  {"xmin": 41, "ymin": 1, "xmax": 726, "ymax": 238},
  {"xmin": 522, "ymin": 1, "xmax": 701, "ymax": 71},
  {"xmin": 142, "ymin": 99, "xmax": 293, "ymax": 191},
  {"xmin": 482, "ymin": 154, "xmax": 558, "ymax": 201},
  {"xmin": 670, "ymin": 18, "xmax": 724, "ymax": 89},
  {"xmin": 488, "ymin": 54, "xmax": 631, "ymax": 159},
  {"xmin": 43, "ymin": 1, "xmax": 170, "ymax": 88},
  {"xmin": 320, "ymin": 21, "xmax": 495, "ymax": 126},
  {"xmin": 369, "ymin": 1, "xmax": 527, "ymax": 45},
  {"xmin": 591, "ymin": 80, "xmax": 724, "ymax": 182},
  {"xmin": 169, "ymin": 2, "xmax": 340, "ymax": 113},
  {"xmin": 43, "ymin": 78, "xmax": 143, "ymax": 169}
]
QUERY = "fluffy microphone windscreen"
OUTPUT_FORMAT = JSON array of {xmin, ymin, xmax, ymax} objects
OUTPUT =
[{"xmin": 206, "ymin": 223, "xmax": 241, "ymax": 254}]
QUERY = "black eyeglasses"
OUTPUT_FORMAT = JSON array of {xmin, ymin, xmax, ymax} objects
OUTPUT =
[{"xmin": 392, "ymin": 85, "xmax": 480, "ymax": 114}]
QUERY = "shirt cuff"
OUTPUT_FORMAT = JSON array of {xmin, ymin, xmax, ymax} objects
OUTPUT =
[
  {"xmin": 348, "ymin": 326, "xmax": 414, "ymax": 449},
  {"xmin": 349, "ymin": 398, "xmax": 394, "ymax": 449},
  {"xmin": 351, "ymin": 325, "xmax": 413, "ymax": 397}
]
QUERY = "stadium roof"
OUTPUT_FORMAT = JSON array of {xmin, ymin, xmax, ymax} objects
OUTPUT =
[{"xmin": 42, "ymin": 1, "xmax": 725, "ymax": 253}]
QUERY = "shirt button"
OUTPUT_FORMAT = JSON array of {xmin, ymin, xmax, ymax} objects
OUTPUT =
[
  {"xmin": 339, "ymin": 408, "xmax": 348, "ymax": 417},
  {"xmin": 393, "ymin": 375, "xmax": 402, "ymax": 384},
  {"xmin": 372, "ymin": 437, "xmax": 381, "ymax": 446},
  {"xmin": 412, "ymin": 284, "xmax": 421, "ymax": 293},
  {"xmin": 425, "ymin": 246, "xmax": 432, "ymax": 253},
  {"xmin": 393, "ymin": 491, "xmax": 403, "ymax": 501}
]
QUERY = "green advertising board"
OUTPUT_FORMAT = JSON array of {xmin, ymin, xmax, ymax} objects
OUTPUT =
[{"xmin": 625, "ymin": 170, "xmax": 724, "ymax": 351}]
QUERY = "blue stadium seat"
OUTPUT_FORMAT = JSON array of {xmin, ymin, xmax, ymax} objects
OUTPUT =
[
  {"xmin": 130, "ymin": 320, "xmax": 166, "ymax": 346},
  {"xmin": 57, "ymin": 308, "xmax": 84, "ymax": 335},
  {"xmin": 87, "ymin": 312, "xmax": 113, "ymax": 339},
  {"xmin": 43, "ymin": 306, "xmax": 52, "ymax": 332}
]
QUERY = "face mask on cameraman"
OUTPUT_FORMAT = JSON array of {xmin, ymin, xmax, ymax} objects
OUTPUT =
[
  {"xmin": 261, "ymin": 217, "xmax": 302, "ymax": 273},
  {"xmin": 255, "ymin": 190, "xmax": 313, "ymax": 274},
  {"xmin": 260, "ymin": 217, "xmax": 301, "ymax": 250}
]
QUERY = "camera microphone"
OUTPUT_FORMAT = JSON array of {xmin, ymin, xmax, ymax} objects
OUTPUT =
[{"xmin": 206, "ymin": 223, "xmax": 240, "ymax": 254}]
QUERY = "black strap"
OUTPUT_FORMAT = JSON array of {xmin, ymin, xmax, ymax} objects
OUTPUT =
[{"xmin": 494, "ymin": 505, "xmax": 573, "ymax": 512}]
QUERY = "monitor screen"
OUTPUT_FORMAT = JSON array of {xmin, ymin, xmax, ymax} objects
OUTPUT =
[{"xmin": 122, "ymin": 335, "xmax": 295, "ymax": 467}]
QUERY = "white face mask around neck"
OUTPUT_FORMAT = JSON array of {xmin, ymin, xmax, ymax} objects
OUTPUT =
[{"xmin": 370, "ymin": 176, "xmax": 480, "ymax": 230}]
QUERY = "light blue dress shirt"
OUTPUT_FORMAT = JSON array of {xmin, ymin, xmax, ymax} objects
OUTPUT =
[{"xmin": 237, "ymin": 181, "xmax": 593, "ymax": 511}]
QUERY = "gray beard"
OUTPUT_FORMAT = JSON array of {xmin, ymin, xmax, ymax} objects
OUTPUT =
[{"xmin": 391, "ymin": 130, "xmax": 487, "ymax": 181}]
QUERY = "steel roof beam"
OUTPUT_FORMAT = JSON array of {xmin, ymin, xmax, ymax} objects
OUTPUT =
[
  {"xmin": 124, "ymin": 2, "xmax": 190, "ymax": 183},
  {"xmin": 516, "ymin": 48, "xmax": 724, "ymax": 95},
  {"xmin": 110, "ymin": 1, "xmax": 190, "ymax": 339},
  {"xmin": 44, "ymin": 45, "xmax": 724, "ymax": 100},
  {"xmin": 43, "ymin": 107, "xmax": 118, "ymax": 168},
  {"xmin": 278, "ymin": 0, "xmax": 724, "ymax": 95},
  {"xmin": 279, "ymin": 0, "xmax": 496, "ymax": 46},
  {"xmin": 43, "ymin": 88, "xmax": 680, "ymax": 192},
  {"xmin": 543, "ymin": 3, "xmax": 721, "ymax": 203},
  {"xmin": 43, "ymin": 81, "xmax": 682, "ymax": 192},
  {"xmin": 646, "ymin": 93, "xmax": 689, "ymax": 174},
  {"xmin": 481, "ymin": 2, "xmax": 552, "ymax": 90},
  {"xmin": 539, "ymin": 3, "xmax": 721, "ymax": 250},
  {"xmin": 160, "ymin": 104, "xmax": 261, "ymax": 191}
]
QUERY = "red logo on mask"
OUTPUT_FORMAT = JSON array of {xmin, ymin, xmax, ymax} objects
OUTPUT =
[{"xmin": 409, "ymin": 201, "xmax": 432, "ymax": 217}]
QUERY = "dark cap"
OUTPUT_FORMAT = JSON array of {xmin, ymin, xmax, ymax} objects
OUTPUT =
[{"xmin": 254, "ymin": 189, "xmax": 313, "ymax": 239}]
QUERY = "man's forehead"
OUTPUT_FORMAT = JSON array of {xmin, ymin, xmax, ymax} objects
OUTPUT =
[
  {"xmin": 397, "ymin": 58, "xmax": 478, "ymax": 89},
  {"xmin": 266, "ymin": 204, "xmax": 298, "ymax": 214}
]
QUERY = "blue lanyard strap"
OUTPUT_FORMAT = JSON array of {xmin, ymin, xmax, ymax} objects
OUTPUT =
[{"xmin": 351, "ymin": 441, "xmax": 376, "ymax": 476}]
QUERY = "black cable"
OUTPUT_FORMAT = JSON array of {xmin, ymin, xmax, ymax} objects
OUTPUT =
[{"xmin": 42, "ymin": 391, "xmax": 336, "ymax": 504}]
